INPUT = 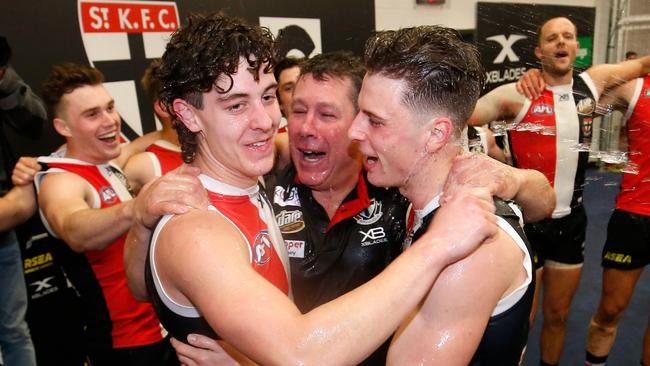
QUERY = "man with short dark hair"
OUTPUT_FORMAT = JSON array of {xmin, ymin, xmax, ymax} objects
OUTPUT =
[
  {"xmin": 36, "ymin": 63, "xmax": 174, "ymax": 366},
  {"xmin": 470, "ymin": 16, "xmax": 650, "ymax": 366},
  {"xmin": 349, "ymin": 25, "xmax": 537, "ymax": 365}
]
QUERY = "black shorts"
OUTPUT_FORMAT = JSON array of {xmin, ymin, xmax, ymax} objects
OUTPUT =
[
  {"xmin": 87, "ymin": 338, "xmax": 179, "ymax": 366},
  {"xmin": 524, "ymin": 205, "xmax": 587, "ymax": 267},
  {"xmin": 602, "ymin": 209, "xmax": 650, "ymax": 270}
]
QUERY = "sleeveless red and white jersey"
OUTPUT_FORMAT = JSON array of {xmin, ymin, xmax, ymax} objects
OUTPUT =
[
  {"xmin": 34, "ymin": 156, "xmax": 163, "ymax": 348},
  {"xmin": 617, "ymin": 76, "xmax": 650, "ymax": 215},
  {"xmin": 508, "ymin": 72, "xmax": 599, "ymax": 218},
  {"xmin": 145, "ymin": 139, "xmax": 183, "ymax": 177}
]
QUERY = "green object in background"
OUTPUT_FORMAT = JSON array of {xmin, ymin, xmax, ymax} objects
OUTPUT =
[{"xmin": 576, "ymin": 36, "xmax": 593, "ymax": 68}]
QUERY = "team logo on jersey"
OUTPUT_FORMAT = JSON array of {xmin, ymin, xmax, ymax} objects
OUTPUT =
[
  {"xmin": 252, "ymin": 230, "xmax": 273, "ymax": 265},
  {"xmin": 274, "ymin": 186, "xmax": 301, "ymax": 207},
  {"xmin": 99, "ymin": 186, "xmax": 118, "ymax": 204},
  {"xmin": 582, "ymin": 117, "xmax": 593, "ymax": 137},
  {"xmin": 577, "ymin": 97, "xmax": 596, "ymax": 115},
  {"xmin": 559, "ymin": 93, "xmax": 570, "ymax": 102},
  {"xmin": 275, "ymin": 210, "xmax": 305, "ymax": 233},
  {"xmin": 531, "ymin": 103, "xmax": 554, "ymax": 116},
  {"xmin": 354, "ymin": 199, "xmax": 384, "ymax": 225}
]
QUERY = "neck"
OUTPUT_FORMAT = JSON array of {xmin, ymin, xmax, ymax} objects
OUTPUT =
[
  {"xmin": 542, "ymin": 67, "xmax": 573, "ymax": 86},
  {"xmin": 311, "ymin": 161, "xmax": 362, "ymax": 219},
  {"xmin": 399, "ymin": 145, "xmax": 458, "ymax": 210},
  {"xmin": 193, "ymin": 149, "xmax": 258, "ymax": 189},
  {"xmin": 64, "ymin": 145, "xmax": 110, "ymax": 165},
  {"xmin": 161, "ymin": 124, "xmax": 180, "ymax": 146}
]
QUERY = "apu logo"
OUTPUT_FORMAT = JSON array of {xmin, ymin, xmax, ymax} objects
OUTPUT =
[
  {"xmin": 354, "ymin": 199, "xmax": 384, "ymax": 225},
  {"xmin": 275, "ymin": 210, "xmax": 305, "ymax": 233},
  {"xmin": 531, "ymin": 104, "xmax": 554, "ymax": 116},
  {"xmin": 252, "ymin": 231, "xmax": 273, "ymax": 265},
  {"xmin": 78, "ymin": 0, "xmax": 180, "ymax": 139},
  {"xmin": 486, "ymin": 34, "xmax": 527, "ymax": 64},
  {"xmin": 99, "ymin": 186, "xmax": 118, "ymax": 204}
]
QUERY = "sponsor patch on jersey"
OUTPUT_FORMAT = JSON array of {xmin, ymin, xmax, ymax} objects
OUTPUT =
[
  {"xmin": 577, "ymin": 97, "xmax": 596, "ymax": 115},
  {"xmin": 354, "ymin": 199, "xmax": 383, "ymax": 225},
  {"xmin": 531, "ymin": 103, "xmax": 554, "ymax": 116},
  {"xmin": 275, "ymin": 210, "xmax": 305, "ymax": 233},
  {"xmin": 286, "ymin": 240, "xmax": 306, "ymax": 258},
  {"xmin": 99, "ymin": 186, "xmax": 118, "ymax": 204},
  {"xmin": 252, "ymin": 230, "xmax": 273, "ymax": 265},
  {"xmin": 274, "ymin": 186, "xmax": 300, "ymax": 207},
  {"xmin": 359, "ymin": 227, "xmax": 388, "ymax": 247}
]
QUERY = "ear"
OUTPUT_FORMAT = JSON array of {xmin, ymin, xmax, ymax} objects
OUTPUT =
[
  {"xmin": 53, "ymin": 117, "xmax": 72, "ymax": 137},
  {"xmin": 153, "ymin": 100, "xmax": 170, "ymax": 119},
  {"xmin": 424, "ymin": 117, "xmax": 453, "ymax": 154},
  {"xmin": 172, "ymin": 99, "xmax": 201, "ymax": 132},
  {"xmin": 534, "ymin": 46, "xmax": 542, "ymax": 60}
]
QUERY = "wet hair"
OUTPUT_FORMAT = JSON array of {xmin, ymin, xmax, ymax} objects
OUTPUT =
[
  {"xmin": 299, "ymin": 51, "xmax": 365, "ymax": 111},
  {"xmin": 41, "ymin": 63, "xmax": 104, "ymax": 119},
  {"xmin": 363, "ymin": 26, "xmax": 484, "ymax": 133},
  {"xmin": 536, "ymin": 17, "xmax": 578, "ymax": 45},
  {"xmin": 157, "ymin": 13, "xmax": 276, "ymax": 163},
  {"xmin": 273, "ymin": 56, "xmax": 303, "ymax": 84},
  {"xmin": 141, "ymin": 58, "xmax": 162, "ymax": 104}
]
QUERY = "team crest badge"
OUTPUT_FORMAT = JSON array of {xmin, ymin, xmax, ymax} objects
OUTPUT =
[
  {"xmin": 354, "ymin": 199, "xmax": 383, "ymax": 225},
  {"xmin": 253, "ymin": 231, "xmax": 273, "ymax": 265},
  {"xmin": 99, "ymin": 186, "xmax": 118, "ymax": 204},
  {"xmin": 577, "ymin": 97, "xmax": 596, "ymax": 115},
  {"xmin": 582, "ymin": 117, "xmax": 593, "ymax": 137}
]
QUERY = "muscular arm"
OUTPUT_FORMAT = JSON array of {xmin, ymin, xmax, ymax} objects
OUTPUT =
[
  {"xmin": 587, "ymin": 56, "xmax": 650, "ymax": 97},
  {"xmin": 468, "ymin": 83, "xmax": 526, "ymax": 127},
  {"xmin": 0, "ymin": 184, "xmax": 37, "ymax": 231},
  {"xmin": 445, "ymin": 154, "xmax": 555, "ymax": 222},
  {"xmin": 387, "ymin": 227, "xmax": 528, "ymax": 365},
  {"xmin": 38, "ymin": 172, "xmax": 133, "ymax": 252},
  {"xmin": 123, "ymin": 152, "xmax": 157, "ymax": 194},
  {"xmin": 113, "ymin": 130, "xmax": 162, "ymax": 169},
  {"xmin": 155, "ymin": 191, "xmax": 497, "ymax": 365}
]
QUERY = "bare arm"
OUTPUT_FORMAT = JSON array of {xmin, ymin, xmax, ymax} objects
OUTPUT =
[
  {"xmin": 0, "ymin": 184, "xmax": 37, "ymax": 231},
  {"xmin": 587, "ymin": 56, "xmax": 650, "ymax": 97},
  {"xmin": 38, "ymin": 172, "xmax": 133, "ymax": 252},
  {"xmin": 113, "ymin": 130, "xmax": 162, "ymax": 169},
  {"xmin": 387, "ymin": 227, "xmax": 527, "ymax": 365},
  {"xmin": 444, "ymin": 154, "xmax": 555, "ymax": 223},
  {"xmin": 468, "ymin": 83, "xmax": 526, "ymax": 127},
  {"xmin": 124, "ymin": 165, "xmax": 208, "ymax": 300},
  {"xmin": 123, "ymin": 152, "xmax": 157, "ymax": 194},
  {"xmin": 156, "ymin": 190, "xmax": 498, "ymax": 365}
]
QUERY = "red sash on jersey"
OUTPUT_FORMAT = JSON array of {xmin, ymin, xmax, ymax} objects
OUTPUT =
[{"xmin": 206, "ymin": 189, "xmax": 290, "ymax": 295}]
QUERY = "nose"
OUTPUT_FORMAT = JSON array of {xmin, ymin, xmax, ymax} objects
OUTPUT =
[
  {"xmin": 251, "ymin": 100, "xmax": 275, "ymax": 131},
  {"xmin": 295, "ymin": 110, "xmax": 316, "ymax": 138},
  {"xmin": 348, "ymin": 111, "xmax": 366, "ymax": 142}
]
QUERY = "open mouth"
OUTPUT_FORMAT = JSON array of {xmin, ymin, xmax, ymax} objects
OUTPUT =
[
  {"xmin": 246, "ymin": 137, "xmax": 273, "ymax": 151},
  {"xmin": 554, "ymin": 51, "xmax": 569, "ymax": 59},
  {"xmin": 300, "ymin": 149, "xmax": 326, "ymax": 162},
  {"xmin": 98, "ymin": 131, "xmax": 118, "ymax": 143}
]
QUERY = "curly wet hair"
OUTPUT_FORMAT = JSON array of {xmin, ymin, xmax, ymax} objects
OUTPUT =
[
  {"xmin": 41, "ymin": 63, "xmax": 104, "ymax": 119},
  {"xmin": 363, "ymin": 26, "xmax": 485, "ymax": 133},
  {"xmin": 299, "ymin": 51, "xmax": 365, "ymax": 111},
  {"xmin": 157, "ymin": 13, "xmax": 276, "ymax": 163}
]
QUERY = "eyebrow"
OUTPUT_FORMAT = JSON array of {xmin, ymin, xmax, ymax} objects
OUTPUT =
[
  {"xmin": 217, "ymin": 82, "xmax": 278, "ymax": 102},
  {"xmin": 81, "ymin": 99, "xmax": 114, "ymax": 115}
]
